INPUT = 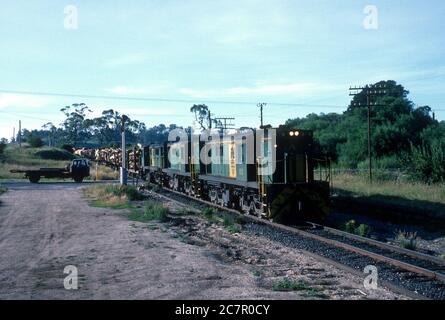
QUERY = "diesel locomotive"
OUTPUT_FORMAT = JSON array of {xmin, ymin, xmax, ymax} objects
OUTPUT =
[{"xmin": 78, "ymin": 125, "xmax": 331, "ymax": 222}]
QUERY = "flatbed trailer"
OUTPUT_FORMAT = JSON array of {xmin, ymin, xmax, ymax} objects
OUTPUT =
[{"xmin": 10, "ymin": 158, "xmax": 90, "ymax": 183}]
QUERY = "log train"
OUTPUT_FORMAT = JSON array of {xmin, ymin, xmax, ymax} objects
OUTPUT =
[{"xmin": 75, "ymin": 125, "xmax": 331, "ymax": 222}]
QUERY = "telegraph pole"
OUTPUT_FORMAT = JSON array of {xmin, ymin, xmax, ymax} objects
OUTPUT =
[
  {"xmin": 257, "ymin": 103, "xmax": 266, "ymax": 128},
  {"xmin": 214, "ymin": 117, "xmax": 235, "ymax": 133},
  {"xmin": 349, "ymin": 84, "xmax": 387, "ymax": 184},
  {"xmin": 120, "ymin": 115, "xmax": 129, "ymax": 185},
  {"xmin": 18, "ymin": 120, "xmax": 22, "ymax": 148}
]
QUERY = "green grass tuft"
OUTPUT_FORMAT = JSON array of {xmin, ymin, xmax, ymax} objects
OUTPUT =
[
  {"xmin": 273, "ymin": 278, "xmax": 311, "ymax": 291},
  {"xmin": 128, "ymin": 201, "xmax": 169, "ymax": 222},
  {"xmin": 394, "ymin": 230, "xmax": 418, "ymax": 250},
  {"xmin": 273, "ymin": 278, "xmax": 327, "ymax": 298},
  {"xmin": 103, "ymin": 185, "xmax": 145, "ymax": 201},
  {"xmin": 222, "ymin": 213, "xmax": 241, "ymax": 233},
  {"xmin": 343, "ymin": 220, "xmax": 372, "ymax": 237}
]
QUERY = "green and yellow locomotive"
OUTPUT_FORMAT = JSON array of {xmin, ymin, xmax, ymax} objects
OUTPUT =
[{"xmin": 138, "ymin": 125, "xmax": 331, "ymax": 222}]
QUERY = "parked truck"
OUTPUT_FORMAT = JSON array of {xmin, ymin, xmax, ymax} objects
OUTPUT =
[{"xmin": 10, "ymin": 158, "xmax": 90, "ymax": 183}]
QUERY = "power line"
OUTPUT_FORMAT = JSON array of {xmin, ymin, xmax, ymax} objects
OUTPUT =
[{"xmin": 0, "ymin": 89, "xmax": 348, "ymax": 109}]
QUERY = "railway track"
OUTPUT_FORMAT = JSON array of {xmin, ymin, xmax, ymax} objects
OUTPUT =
[{"xmin": 139, "ymin": 184, "xmax": 445, "ymax": 300}]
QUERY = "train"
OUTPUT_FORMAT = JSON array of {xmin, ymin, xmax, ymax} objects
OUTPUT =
[{"xmin": 75, "ymin": 125, "xmax": 331, "ymax": 222}]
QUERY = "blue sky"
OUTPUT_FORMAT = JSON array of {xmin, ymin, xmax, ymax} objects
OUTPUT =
[{"xmin": 1, "ymin": 0, "xmax": 444, "ymax": 139}]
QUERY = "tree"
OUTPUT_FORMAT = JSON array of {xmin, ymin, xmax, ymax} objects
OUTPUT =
[
  {"xmin": 0, "ymin": 141, "xmax": 6, "ymax": 155},
  {"xmin": 27, "ymin": 135, "xmax": 44, "ymax": 148},
  {"xmin": 286, "ymin": 80, "xmax": 437, "ymax": 168},
  {"xmin": 190, "ymin": 104, "xmax": 212, "ymax": 130},
  {"xmin": 60, "ymin": 103, "xmax": 92, "ymax": 146}
]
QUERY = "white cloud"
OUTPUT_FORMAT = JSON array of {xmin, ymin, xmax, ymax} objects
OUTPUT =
[{"xmin": 0, "ymin": 93, "xmax": 52, "ymax": 109}]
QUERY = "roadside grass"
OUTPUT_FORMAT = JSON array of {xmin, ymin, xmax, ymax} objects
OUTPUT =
[
  {"xmin": 333, "ymin": 172, "xmax": 445, "ymax": 205},
  {"xmin": 88, "ymin": 165, "xmax": 119, "ymax": 181},
  {"xmin": 83, "ymin": 184, "xmax": 144, "ymax": 209},
  {"xmin": 83, "ymin": 185, "xmax": 171, "ymax": 223},
  {"xmin": 394, "ymin": 230, "xmax": 418, "ymax": 251},
  {"xmin": 128, "ymin": 201, "xmax": 169, "ymax": 222},
  {"xmin": 273, "ymin": 278, "xmax": 327, "ymax": 298}
]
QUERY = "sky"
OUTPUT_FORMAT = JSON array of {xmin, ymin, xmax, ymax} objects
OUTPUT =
[{"xmin": 1, "ymin": 0, "xmax": 445, "ymax": 140}]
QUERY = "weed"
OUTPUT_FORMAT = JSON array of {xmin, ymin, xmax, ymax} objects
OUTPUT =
[
  {"xmin": 344, "ymin": 220, "xmax": 357, "ymax": 234},
  {"xmin": 394, "ymin": 230, "xmax": 418, "ymax": 250},
  {"xmin": 273, "ymin": 278, "xmax": 311, "ymax": 291},
  {"xmin": 344, "ymin": 220, "xmax": 372, "ymax": 237},
  {"xmin": 252, "ymin": 270, "xmax": 261, "ymax": 277},
  {"xmin": 355, "ymin": 224, "xmax": 372, "ymax": 237},
  {"xmin": 104, "ymin": 185, "xmax": 144, "ymax": 201},
  {"xmin": 128, "ymin": 201, "xmax": 169, "ymax": 222},
  {"xmin": 202, "ymin": 207, "xmax": 216, "ymax": 218},
  {"xmin": 222, "ymin": 214, "xmax": 241, "ymax": 233}
]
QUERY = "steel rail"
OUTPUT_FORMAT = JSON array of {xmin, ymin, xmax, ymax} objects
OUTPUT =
[{"xmin": 147, "ymin": 186, "xmax": 445, "ymax": 283}]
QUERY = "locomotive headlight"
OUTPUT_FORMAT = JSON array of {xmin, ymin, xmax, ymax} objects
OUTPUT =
[
  {"xmin": 289, "ymin": 131, "xmax": 294, "ymax": 136},
  {"xmin": 294, "ymin": 131, "xmax": 300, "ymax": 137},
  {"xmin": 274, "ymin": 144, "xmax": 278, "ymax": 148}
]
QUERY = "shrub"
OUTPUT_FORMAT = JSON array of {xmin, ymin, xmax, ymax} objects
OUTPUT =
[
  {"xmin": 34, "ymin": 148, "xmax": 75, "ymax": 161},
  {"xmin": 395, "ymin": 230, "xmax": 418, "ymax": 250},
  {"xmin": 27, "ymin": 135, "xmax": 44, "ymax": 148},
  {"xmin": 0, "ymin": 143, "xmax": 6, "ymax": 155},
  {"xmin": 404, "ymin": 140, "xmax": 445, "ymax": 183}
]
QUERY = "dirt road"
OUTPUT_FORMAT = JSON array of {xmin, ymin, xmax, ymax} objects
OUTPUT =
[{"xmin": 0, "ymin": 182, "xmax": 406, "ymax": 299}]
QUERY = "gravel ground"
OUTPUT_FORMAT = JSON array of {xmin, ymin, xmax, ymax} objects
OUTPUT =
[{"xmin": 0, "ymin": 183, "xmax": 406, "ymax": 300}]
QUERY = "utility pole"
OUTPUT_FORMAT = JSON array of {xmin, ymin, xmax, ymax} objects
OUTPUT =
[
  {"xmin": 349, "ymin": 84, "xmax": 387, "ymax": 184},
  {"xmin": 120, "ymin": 115, "xmax": 129, "ymax": 186},
  {"xmin": 208, "ymin": 112, "xmax": 212, "ymax": 130},
  {"xmin": 257, "ymin": 103, "xmax": 267, "ymax": 128},
  {"xmin": 18, "ymin": 120, "xmax": 21, "ymax": 148},
  {"xmin": 214, "ymin": 117, "xmax": 235, "ymax": 134}
]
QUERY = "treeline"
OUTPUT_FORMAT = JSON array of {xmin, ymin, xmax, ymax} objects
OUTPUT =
[
  {"xmin": 11, "ymin": 103, "xmax": 183, "ymax": 149},
  {"xmin": 286, "ymin": 80, "xmax": 445, "ymax": 183}
]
